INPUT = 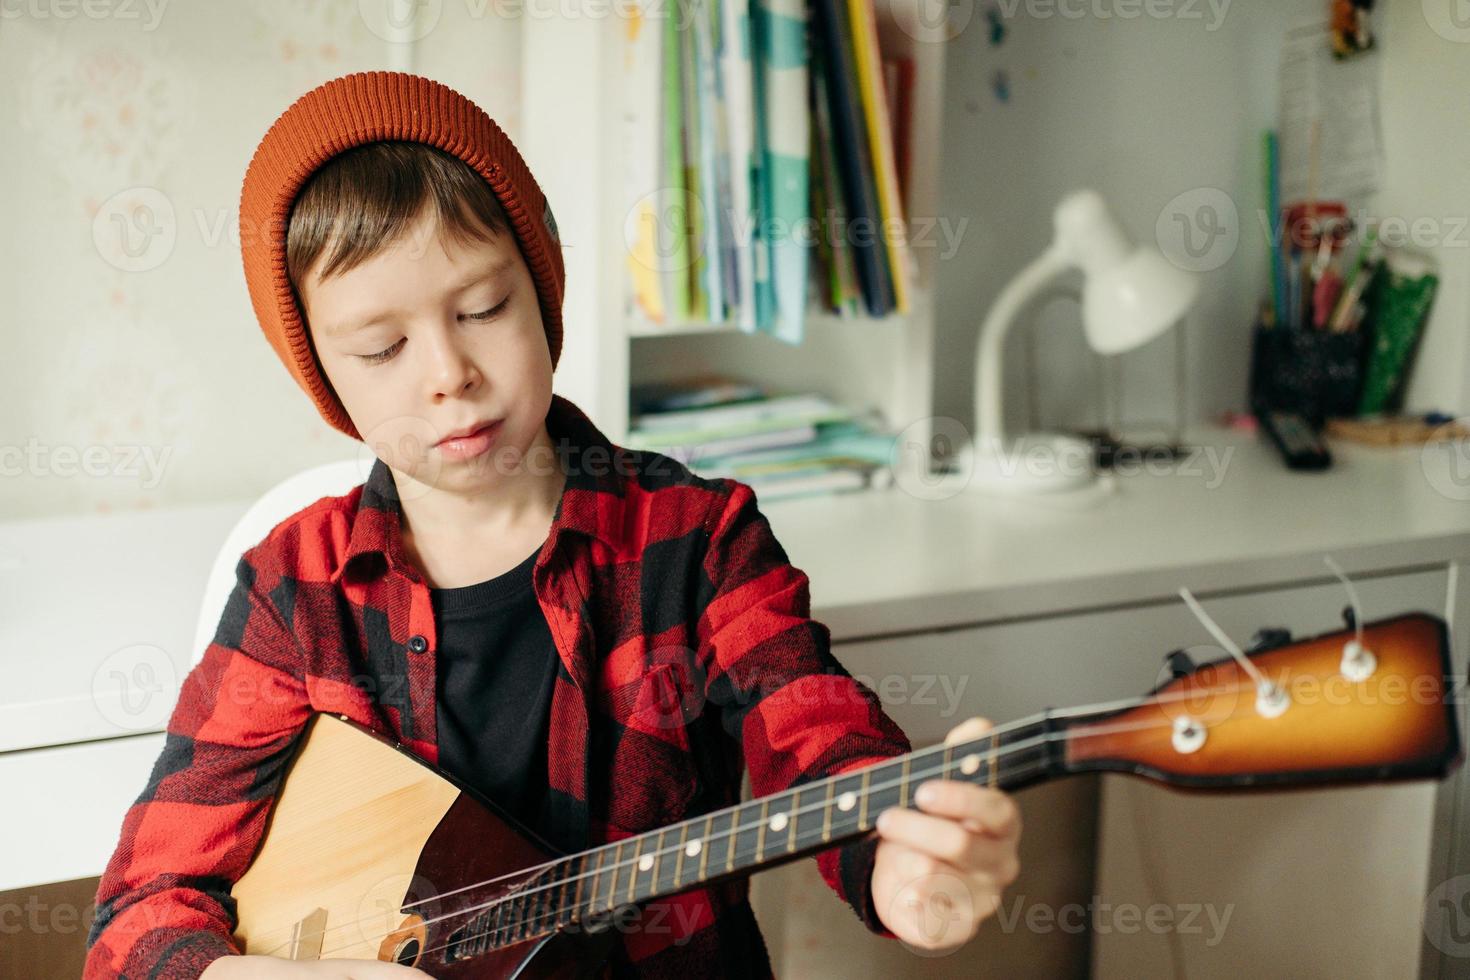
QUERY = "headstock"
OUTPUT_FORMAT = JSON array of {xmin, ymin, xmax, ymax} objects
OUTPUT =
[{"xmin": 1065, "ymin": 612, "xmax": 1462, "ymax": 789}]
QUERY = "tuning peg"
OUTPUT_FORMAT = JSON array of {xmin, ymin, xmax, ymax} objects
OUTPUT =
[
  {"xmin": 1341, "ymin": 637, "xmax": 1377, "ymax": 681},
  {"xmin": 1324, "ymin": 557, "xmax": 1376, "ymax": 681},
  {"xmin": 1247, "ymin": 627, "xmax": 1292, "ymax": 653},
  {"xmin": 1164, "ymin": 649, "xmax": 1196, "ymax": 679}
]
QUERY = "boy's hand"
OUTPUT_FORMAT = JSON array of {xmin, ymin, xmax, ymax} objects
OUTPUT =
[{"xmin": 870, "ymin": 716, "xmax": 1021, "ymax": 954}]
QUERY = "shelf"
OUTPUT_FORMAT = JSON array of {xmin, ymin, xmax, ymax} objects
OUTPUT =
[
  {"xmin": 627, "ymin": 310, "xmax": 910, "ymax": 340},
  {"xmin": 521, "ymin": 8, "xmax": 945, "ymax": 453},
  {"xmin": 626, "ymin": 318, "xmax": 742, "ymax": 340}
]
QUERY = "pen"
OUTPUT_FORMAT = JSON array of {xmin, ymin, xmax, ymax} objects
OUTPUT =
[{"xmin": 1329, "ymin": 227, "xmax": 1381, "ymax": 332}]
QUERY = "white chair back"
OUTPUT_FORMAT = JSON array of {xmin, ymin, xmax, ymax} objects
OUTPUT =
[{"xmin": 191, "ymin": 459, "xmax": 368, "ymax": 667}]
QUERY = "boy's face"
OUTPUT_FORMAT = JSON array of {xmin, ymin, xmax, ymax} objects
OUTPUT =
[{"xmin": 299, "ymin": 207, "xmax": 555, "ymax": 497}]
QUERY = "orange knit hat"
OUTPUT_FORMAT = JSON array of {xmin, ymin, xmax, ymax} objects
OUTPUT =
[{"xmin": 239, "ymin": 71, "xmax": 565, "ymax": 441}]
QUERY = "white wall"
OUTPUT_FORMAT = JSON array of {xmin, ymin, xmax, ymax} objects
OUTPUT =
[
  {"xmin": 1374, "ymin": 0, "xmax": 1470, "ymax": 416},
  {"xmin": 932, "ymin": 1, "xmax": 1470, "ymax": 439},
  {"xmin": 1, "ymin": 2, "xmax": 522, "ymax": 521}
]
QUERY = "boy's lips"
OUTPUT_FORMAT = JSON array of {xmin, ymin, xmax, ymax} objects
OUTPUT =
[
  {"xmin": 436, "ymin": 419, "xmax": 501, "ymax": 446},
  {"xmin": 435, "ymin": 419, "xmax": 503, "ymax": 459}
]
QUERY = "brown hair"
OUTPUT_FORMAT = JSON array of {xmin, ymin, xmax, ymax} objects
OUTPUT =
[{"xmin": 285, "ymin": 140, "xmax": 513, "ymax": 297}]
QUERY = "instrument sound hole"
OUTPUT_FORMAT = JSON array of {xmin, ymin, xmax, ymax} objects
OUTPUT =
[{"xmin": 393, "ymin": 937, "xmax": 421, "ymax": 965}]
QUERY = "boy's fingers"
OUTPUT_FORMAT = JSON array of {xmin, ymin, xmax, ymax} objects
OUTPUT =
[
  {"xmin": 876, "ymin": 805, "xmax": 1016, "ymax": 873},
  {"xmin": 914, "ymin": 780, "xmax": 1021, "ymax": 840},
  {"xmin": 878, "ymin": 816, "xmax": 1020, "ymax": 890},
  {"xmin": 943, "ymin": 715, "xmax": 994, "ymax": 746},
  {"xmin": 877, "ymin": 805, "xmax": 969, "ymax": 861}
]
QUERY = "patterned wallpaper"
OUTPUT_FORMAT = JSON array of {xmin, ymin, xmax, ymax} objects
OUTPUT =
[{"xmin": 2, "ymin": 1, "xmax": 523, "ymax": 520}]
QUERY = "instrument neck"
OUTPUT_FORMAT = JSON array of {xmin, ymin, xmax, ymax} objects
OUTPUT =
[{"xmin": 454, "ymin": 709, "xmax": 1079, "ymax": 955}]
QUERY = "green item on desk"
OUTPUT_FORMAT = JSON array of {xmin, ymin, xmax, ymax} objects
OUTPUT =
[{"xmin": 1357, "ymin": 257, "xmax": 1438, "ymax": 415}]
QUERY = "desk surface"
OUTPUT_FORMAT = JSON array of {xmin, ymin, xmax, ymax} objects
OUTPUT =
[
  {"xmin": 767, "ymin": 429, "xmax": 1470, "ymax": 639},
  {"xmin": 0, "ymin": 500, "xmax": 249, "ymax": 753}
]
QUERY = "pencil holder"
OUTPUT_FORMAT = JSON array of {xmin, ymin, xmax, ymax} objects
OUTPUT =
[{"xmin": 1248, "ymin": 320, "xmax": 1369, "ymax": 425}]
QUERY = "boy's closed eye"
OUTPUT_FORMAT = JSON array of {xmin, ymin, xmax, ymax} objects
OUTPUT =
[{"xmin": 357, "ymin": 297, "xmax": 512, "ymax": 364}]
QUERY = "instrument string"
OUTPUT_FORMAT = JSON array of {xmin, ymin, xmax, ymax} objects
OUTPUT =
[
  {"xmin": 301, "ymin": 678, "xmax": 1284, "ymax": 962},
  {"xmin": 391, "ymin": 676, "xmax": 1244, "ymax": 912},
  {"xmin": 430, "ymin": 706, "xmax": 1241, "ymax": 954},
  {"xmin": 272, "ymin": 703, "xmax": 1047, "ymax": 957},
  {"xmin": 1176, "ymin": 587, "xmax": 1273, "ymax": 693},
  {"xmin": 406, "ymin": 756, "xmax": 1061, "ymax": 965}
]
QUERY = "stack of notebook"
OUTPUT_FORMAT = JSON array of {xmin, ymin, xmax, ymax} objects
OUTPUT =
[{"xmin": 626, "ymin": 376, "xmax": 898, "ymax": 501}]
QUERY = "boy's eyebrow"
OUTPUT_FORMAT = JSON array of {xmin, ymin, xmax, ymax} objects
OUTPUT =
[{"xmin": 325, "ymin": 256, "xmax": 517, "ymax": 337}]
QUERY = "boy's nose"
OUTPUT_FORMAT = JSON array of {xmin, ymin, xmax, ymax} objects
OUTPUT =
[{"xmin": 423, "ymin": 327, "xmax": 481, "ymax": 400}]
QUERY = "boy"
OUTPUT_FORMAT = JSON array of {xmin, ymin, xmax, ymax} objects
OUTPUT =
[{"xmin": 83, "ymin": 71, "xmax": 1020, "ymax": 979}]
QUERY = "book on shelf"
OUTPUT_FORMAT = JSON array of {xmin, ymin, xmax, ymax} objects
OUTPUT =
[
  {"xmin": 809, "ymin": 31, "xmax": 864, "ymax": 317},
  {"xmin": 631, "ymin": 375, "xmax": 768, "ymax": 415},
  {"xmin": 695, "ymin": 420, "xmax": 897, "ymax": 501},
  {"xmin": 844, "ymin": 0, "xmax": 912, "ymax": 315},
  {"xmin": 629, "ymin": 390, "xmax": 841, "ymax": 428},
  {"xmin": 656, "ymin": 424, "xmax": 822, "ymax": 461},
  {"xmin": 722, "ymin": 0, "xmax": 760, "ymax": 333},
  {"xmin": 809, "ymin": 0, "xmax": 891, "ymax": 317},
  {"xmin": 622, "ymin": 0, "xmax": 667, "ymax": 325},
  {"xmin": 883, "ymin": 55, "xmax": 915, "ymax": 215},
  {"xmin": 618, "ymin": 0, "xmax": 915, "ymax": 334},
  {"xmin": 732, "ymin": 465, "xmax": 883, "ymax": 501},
  {"xmin": 626, "ymin": 378, "xmax": 899, "ymax": 500}
]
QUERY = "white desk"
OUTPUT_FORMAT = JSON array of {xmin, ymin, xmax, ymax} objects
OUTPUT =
[
  {"xmin": 770, "ymin": 429, "xmax": 1470, "ymax": 639},
  {"xmin": 761, "ymin": 430, "xmax": 1470, "ymax": 980},
  {"xmin": 5, "ymin": 430, "xmax": 1469, "ymax": 977},
  {"xmin": 0, "ymin": 501, "xmax": 250, "ymax": 890},
  {"xmin": 1, "ymin": 501, "xmax": 249, "ymax": 753}
]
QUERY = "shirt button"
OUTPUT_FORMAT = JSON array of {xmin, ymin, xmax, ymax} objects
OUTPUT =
[{"xmin": 407, "ymin": 634, "xmax": 428, "ymax": 654}]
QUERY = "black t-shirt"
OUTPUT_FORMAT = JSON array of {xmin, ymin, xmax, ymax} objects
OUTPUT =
[{"xmin": 429, "ymin": 544, "xmax": 560, "ymax": 843}]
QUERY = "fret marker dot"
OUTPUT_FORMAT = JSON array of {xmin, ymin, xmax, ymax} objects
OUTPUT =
[
  {"xmin": 837, "ymin": 792, "xmax": 856, "ymax": 812},
  {"xmin": 685, "ymin": 839, "xmax": 702, "ymax": 857},
  {"xmin": 961, "ymin": 754, "xmax": 981, "ymax": 775},
  {"xmin": 769, "ymin": 812, "xmax": 789, "ymax": 833},
  {"xmin": 638, "ymin": 854, "xmax": 654, "ymax": 872}
]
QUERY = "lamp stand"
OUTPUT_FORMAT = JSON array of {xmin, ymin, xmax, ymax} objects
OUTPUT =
[{"xmin": 967, "ymin": 245, "xmax": 1100, "ymax": 494}]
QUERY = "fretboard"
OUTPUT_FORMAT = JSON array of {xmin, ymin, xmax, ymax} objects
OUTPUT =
[{"xmin": 445, "ymin": 711, "xmax": 1072, "ymax": 958}]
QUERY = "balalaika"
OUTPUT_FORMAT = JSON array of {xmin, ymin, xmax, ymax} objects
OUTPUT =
[{"xmin": 228, "ymin": 612, "xmax": 1462, "ymax": 976}]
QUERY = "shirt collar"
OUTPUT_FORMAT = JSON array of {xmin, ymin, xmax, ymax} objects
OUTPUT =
[{"xmin": 333, "ymin": 394, "xmax": 629, "ymax": 585}]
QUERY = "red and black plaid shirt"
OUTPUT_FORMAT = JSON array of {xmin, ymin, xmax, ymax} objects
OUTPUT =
[{"xmin": 84, "ymin": 393, "xmax": 911, "ymax": 978}]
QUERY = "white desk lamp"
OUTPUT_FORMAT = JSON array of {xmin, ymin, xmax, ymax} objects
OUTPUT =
[{"xmin": 964, "ymin": 189, "xmax": 1201, "ymax": 494}]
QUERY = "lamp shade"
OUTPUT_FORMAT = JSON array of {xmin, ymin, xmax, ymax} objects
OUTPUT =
[
  {"xmin": 1082, "ymin": 248, "xmax": 1201, "ymax": 354},
  {"xmin": 1051, "ymin": 189, "xmax": 1200, "ymax": 355}
]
